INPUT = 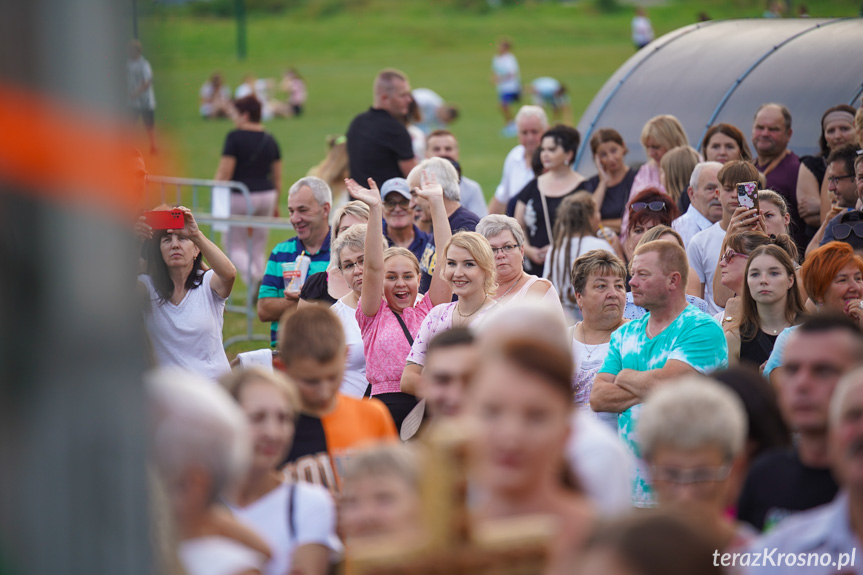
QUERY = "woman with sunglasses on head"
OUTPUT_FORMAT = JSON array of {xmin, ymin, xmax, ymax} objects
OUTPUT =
[
  {"xmin": 476, "ymin": 215, "xmax": 563, "ymax": 312},
  {"xmin": 724, "ymin": 242, "xmax": 805, "ymax": 368},
  {"xmin": 621, "ymin": 188, "xmax": 679, "ymax": 264},
  {"xmin": 796, "ymin": 105, "xmax": 858, "ymax": 231},
  {"xmin": 515, "ymin": 124, "xmax": 585, "ymax": 275}
]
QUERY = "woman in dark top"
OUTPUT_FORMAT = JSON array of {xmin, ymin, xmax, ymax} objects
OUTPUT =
[
  {"xmin": 725, "ymin": 242, "xmax": 804, "ymax": 369},
  {"xmin": 515, "ymin": 125, "xmax": 585, "ymax": 276},
  {"xmin": 578, "ymin": 128, "xmax": 635, "ymax": 233},
  {"xmin": 796, "ymin": 104, "xmax": 857, "ymax": 232},
  {"xmin": 214, "ymin": 95, "xmax": 281, "ymax": 288}
]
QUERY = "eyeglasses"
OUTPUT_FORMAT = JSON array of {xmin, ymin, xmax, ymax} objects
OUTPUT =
[
  {"xmin": 491, "ymin": 244, "xmax": 519, "ymax": 255},
  {"xmin": 833, "ymin": 222, "xmax": 863, "ymax": 241},
  {"xmin": 720, "ymin": 249, "xmax": 749, "ymax": 265},
  {"xmin": 340, "ymin": 257, "xmax": 364, "ymax": 272},
  {"xmin": 383, "ymin": 198, "xmax": 411, "ymax": 210},
  {"xmin": 631, "ymin": 201, "xmax": 667, "ymax": 213},
  {"xmin": 827, "ymin": 174, "xmax": 855, "ymax": 185},
  {"xmin": 650, "ymin": 463, "xmax": 732, "ymax": 485}
]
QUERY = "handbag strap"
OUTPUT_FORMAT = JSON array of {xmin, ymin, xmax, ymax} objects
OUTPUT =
[
  {"xmin": 242, "ymin": 132, "xmax": 272, "ymax": 169},
  {"xmin": 538, "ymin": 187, "xmax": 554, "ymax": 248},
  {"xmin": 286, "ymin": 482, "xmax": 296, "ymax": 544},
  {"xmin": 394, "ymin": 311, "xmax": 414, "ymax": 346}
]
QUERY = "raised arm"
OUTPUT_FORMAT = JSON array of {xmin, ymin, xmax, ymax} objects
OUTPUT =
[
  {"xmin": 347, "ymin": 178, "xmax": 385, "ymax": 317},
  {"xmin": 417, "ymin": 171, "xmax": 453, "ymax": 306},
  {"xmin": 175, "ymin": 206, "xmax": 237, "ymax": 298}
]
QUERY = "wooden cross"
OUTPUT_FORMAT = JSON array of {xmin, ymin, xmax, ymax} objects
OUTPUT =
[{"xmin": 347, "ymin": 422, "xmax": 554, "ymax": 575}]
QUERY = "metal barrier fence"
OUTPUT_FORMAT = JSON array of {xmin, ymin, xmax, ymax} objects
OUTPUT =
[{"xmin": 147, "ymin": 175, "xmax": 296, "ymax": 348}]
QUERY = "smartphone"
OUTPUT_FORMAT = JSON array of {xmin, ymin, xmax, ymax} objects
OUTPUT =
[
  {"xmin": 143, "ymin": 209, "xmax": 184, "ymax": 230},
  {"xmin": 737, "ymin": 181, "xmax": 760, "ymax": 214}
]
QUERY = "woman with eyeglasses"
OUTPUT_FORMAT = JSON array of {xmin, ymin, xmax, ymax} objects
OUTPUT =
[
  {"xmin": 796, "ymin": 105, "xmax": 858, "ymax": 230},
  {"xmin": 622, "ymin": 188, "xmax": 679, "ymax": 264},
  {"xmin": 724, "ymin": 243, "xmax": 805, "ymax": 368},
  {"xmin": 328, "ymin": 224, "xmax": 388, "ymax": 398},
  {"xmin": 543, "ymin": 192, "xmax": 617, "ymax": 321},
  {"xmin": 639, "ymin": 376, "xmax": 756, "ymax": 552},
  {"xmin": 475, "ymin": 215, "xmax": 564, "ymax": 311},
  {"xmin": 298, "ymin": 201, "xmax": 370, "ymax": 308},
  {"xmin": 514, "ymin": 125, "xmax": 585, "ymax": 276}
]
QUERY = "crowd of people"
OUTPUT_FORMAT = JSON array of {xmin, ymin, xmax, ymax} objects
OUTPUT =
[{"xmin": 138, "ymin": 64, "xmax": 863, "ymax": 574}]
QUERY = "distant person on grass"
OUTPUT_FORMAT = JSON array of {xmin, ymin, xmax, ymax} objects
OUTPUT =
[
  {"xmin": 346, "ymin": 69, "xmax": 417, "ymax": 186},
  {"xmin": 127, "ymin": 39, "xmax": 157, "ymax": 155},
  {"xmin": 491, "ymin": 38, "xmax": 521, "ymax": 136}
]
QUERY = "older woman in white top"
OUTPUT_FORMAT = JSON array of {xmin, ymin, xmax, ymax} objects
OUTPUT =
[
  {"xmin": 476, "ymin": 214, "xmax": 565, "ymax": 319},
  {"xmin": 330, "ymin": 224, "xmax": 388, "ymax": 398}
]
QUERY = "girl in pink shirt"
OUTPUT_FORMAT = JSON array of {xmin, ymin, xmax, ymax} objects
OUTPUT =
[{"xmin": 347, "ymin": 167, "xmax": 453, "ymax": 432}]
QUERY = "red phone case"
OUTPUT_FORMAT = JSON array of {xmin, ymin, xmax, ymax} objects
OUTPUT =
[{"xmin": 144, "ymin": 210, "xmax": 184, "ymax": 230}]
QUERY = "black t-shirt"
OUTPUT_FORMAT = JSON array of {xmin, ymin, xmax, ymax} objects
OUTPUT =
[
  {"xmin": 418, "ymin": 206, "xmax": 481, "ymax": 293},
  {"xmin": 578, "ymin": 168, "xmax": 635, "ymax": 221},
  {"xmin": 299, "ymin": 271, "xmax": 338, "ymax": 306},
  {"xmin": 346, "ymin": 107, "xmax": 414, "ymax": 186},
  {"xmin": 737, "ymin": 448, "xmax": 838, "ymax": 532},
  {"xmin": 518, "ymin": 179, "xmax": 578, "ymax": 274},
  {"xmin": 221, "ymin": 130, "xmax": 281, "ymax": 192},
  {"xmin": 801, "ymin": 155, "xmax": 827, "ymax": 188},
  {"xmin": 739, "ymin": 330, "xmax": 778, "ymax": 369}
]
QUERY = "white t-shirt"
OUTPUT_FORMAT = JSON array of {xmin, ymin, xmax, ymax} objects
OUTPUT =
[
  {"xmin": 460, "ymin": 176, "xmax": 488, "ymax": 218},
  {"xmin": 127, "ymin": 56, "xmax": 155, "ymax": 109},
  {"xmin": 229, "ymin": 482, "xmax": 341, "ymax": 575},
  {"xmin": 331, "ymin": 298, "xmax": 368, "ymax": 398},
  {"xmin": 567, "ymin": 411, "xmax": 634, "ymax": 517},
  {"xmin": 686, "ymin": 222, "xmax": 727, "ymax": 315},
  {"xmin": 494, "ymin": 145, "xmax": 534, "ymax": 205},
  {"xmin": 631, "ymin": 15, "xmax": 654, "ymax": 45},
  {"xmin": 140, "ymin": 270, "xmax": 231, "ymax": 382},
  {"xmin": 412, "ymin": 87, "xmax": 445, "ymax": 132},
  {"xmin": 543, "ymin": 236, "xmax": 615, "ymax": 310},
  {"xmin": 492, "ymin": 52, "xmax": 521, "ymax": 94},
  {"xmin": 179, "ymin": 536, "xmax": 266, "ymax": 575}
]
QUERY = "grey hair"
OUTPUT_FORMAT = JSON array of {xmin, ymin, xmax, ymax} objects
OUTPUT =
[
  {"xmin": 406, "ymin": 157, "xmax": 460, "ymax": 201},
  {"xmin": 638, "ymin": 375, "xmax": 747, "ymax": 462},
  {"xmin": 689, "ymin": 161, "xmax": 722, "ymax": 191},
  {"xmin": 146, "ymin": 367, "xmax": 251, "ymax": 505},
  {"xmin": 830, "ymin": 366, "xmax": 863, "ymax": 428},
  {"xmin": 331, "ymin": 223, "xmax": 387, "ymax": 269},
  {"xmin": 476, "ymin": 214, "xmax": 525, "ymax": 247},
  {"xmin": 342, "ymin": 442, "xmax": 420, "ymax": 491},
  {"xmin": 289, "ymin": 176, "xmax": 333, "ymax": 217},
  {"xmin": 515, "ymin": 105, "xmax": 549, "ymax": 129}
]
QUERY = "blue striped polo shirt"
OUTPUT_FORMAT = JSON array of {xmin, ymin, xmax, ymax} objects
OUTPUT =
[{"xmin": 259, "ymin": 230, "xmax": 332, "ymax": 345}]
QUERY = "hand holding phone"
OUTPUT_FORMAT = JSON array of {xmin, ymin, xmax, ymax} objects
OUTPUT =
[
  {"xmin": 737, "ymin": 181, "xmax": 760, "ymax": 214},
  {"xmin": 143, "ymin": 209, "xmax": 184, "ymax": 230}
]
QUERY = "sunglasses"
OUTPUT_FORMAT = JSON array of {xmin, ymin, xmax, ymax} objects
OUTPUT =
[
  {"xmin": 383, "ymin": 198, "xmax": 411, "ymax": 210},
  {"xmin": 720, "ymin": 249, "xmax": 749, "ymax": 265},
  {"xmin": 833, "ymin": 222, "xmax": 863, "ymax": 241},
  {"xmin": 631, "ymin": 201, "xmax": 667, "ymax": 213}
]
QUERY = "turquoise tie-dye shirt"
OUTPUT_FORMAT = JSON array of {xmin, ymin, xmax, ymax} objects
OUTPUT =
[{"xmin": 598, "ymin": 304, "xmax": 728, "ymax": 507}]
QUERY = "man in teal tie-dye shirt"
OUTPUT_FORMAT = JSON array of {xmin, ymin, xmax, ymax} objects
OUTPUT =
[{"xmin": 591, "ymin": 240, "xmax": 728, "ymax": 507}]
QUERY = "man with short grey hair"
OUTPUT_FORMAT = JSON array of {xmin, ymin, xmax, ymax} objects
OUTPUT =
[
  {"xmin": 347, "ymin": 68, "xmax": 418, "ymax": 186},
  {"xmin": 408, "ymin": 157, "xmax": 481, "ymax": 293},
  {"xmin": 672, "ymin": 161, "xmax": 723, "ymax": 245},
  {"xmin": 257, "ymin": 176, "xmax": 333, "ymax": 345},
  {"xmin": 488, "ymin": 105, "xmax": 548, "ymax": 215}
]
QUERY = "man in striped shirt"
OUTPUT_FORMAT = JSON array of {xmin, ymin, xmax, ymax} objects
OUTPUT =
[{"xmin": 258, "ymin": 177, "xmax": 332, "ymax": 345}]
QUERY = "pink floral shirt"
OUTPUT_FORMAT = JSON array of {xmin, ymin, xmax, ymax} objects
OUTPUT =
[{"xmin": 357, "ymin": 295, "xmax": 434, "ymax": 395}]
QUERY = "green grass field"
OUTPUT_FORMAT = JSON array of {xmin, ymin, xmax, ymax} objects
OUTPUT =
[{"xmin": 142, "ymin": 0, "xmax": 860, "ymax": 356}]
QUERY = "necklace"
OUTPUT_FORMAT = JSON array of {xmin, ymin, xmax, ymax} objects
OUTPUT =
[
  {"xmin": 577, "ymin": 322, "xmax": 613, "ymax": 362},
  {"xmin": 494, "ymin": 275, "xmax": 523, "ymax": 301},
  {"xmin": 456, "ymin": 295, "xmax": 489, "ymax": 319},
  {"xmin": 645, "ymin": 320, "xmax": 666, "ymax": 339}
]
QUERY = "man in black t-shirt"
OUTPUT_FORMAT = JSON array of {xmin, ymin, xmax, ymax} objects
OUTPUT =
[
  {"xmin": 346, "ymin": 69, "xmax": 417, "ymax": 186},
  {"xmin": 737, "ymin": 315, "xmax": 863, "ymax": 531},
  {"xmin": 406, "ymin": 158, "xmax": 481, "ymax": 293}
]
